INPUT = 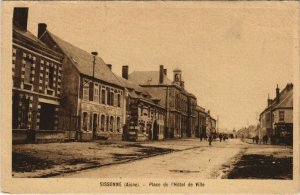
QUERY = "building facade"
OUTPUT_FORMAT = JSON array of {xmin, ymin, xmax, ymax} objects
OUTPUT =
[
  {"xmin": 12, "ymin": 8, "xmax": 64, "ymax": 143},
  {"xmin": 259, "ymin": 83, "xmax": 293, "ymax": 145},
  {"xmin": 129, "ymin": 65, "xmax": 199, "ymax": 139},
  {"xmin": 194, "ymin": 106, "xmax": 207, "ymax": 138},
  {"xmin": 39, "ymin": 23, "xmax": 126, "ymax": 141},
  {"xmin": 121, "ymin": 66, "xmax": 166, "ymax": 141}
]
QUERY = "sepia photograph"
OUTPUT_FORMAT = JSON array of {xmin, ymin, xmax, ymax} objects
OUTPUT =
[{"xmin": 1, "ymin": 1, "xmax": 299, "ymax": 194}]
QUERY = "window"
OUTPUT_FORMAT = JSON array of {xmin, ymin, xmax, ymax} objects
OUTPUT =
[
  {"xmin": 100, "ymin": 115, "xmax": 105, "ymax": 131},
  {"xmin": 110, "ymin": 92, "xmax": 114, "ymax": 106},
  {"xmin": 94, "ymin": 84, "xmax": 99, "ymax": 102},
  {"xmin": 83, "ymin": 87, "xmax": 89, "ymax": 100},
  {"xmin": 101, "ymin": 89, "xmax": 106, "ymax": 104},
  {"xmin": 48, "ymin": 66, "xmax": 54, "ymax": 89},
  {"xmin": 117, "ymin": 117, "xmax": 120, "ymax": 132},
  {"xmin": 106, "ymin": 88, "xmax": 110, "ymax": 105},
  {"xmin": 110, "ymin": 116, "xmax": 114, "ymax": 131},
  {"xmin": 106, "ymin": 116, "xmax": 109, "ymax": 131},
  {"xmin": 89, "ymin": 82, "xmax": 94, "ymax": 101},
  {"xmin": 279, "ymin": 111, "xmax": 285, "ymax": 122},
  {"xmin": 117, "ymin": 94, "xmax": 121, "ymax": 107},
  {"xmin": 24, "ymin": 60, "xmax": 32, "ymax": 84},
  {"xmin": 82, "ymin": 112, "xmax": 88, "ymax": 130}
]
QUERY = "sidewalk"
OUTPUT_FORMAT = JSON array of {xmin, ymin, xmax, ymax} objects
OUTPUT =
[{"xmin": 12, "ymin": 138, "xmax": 206, "ymax": 178}]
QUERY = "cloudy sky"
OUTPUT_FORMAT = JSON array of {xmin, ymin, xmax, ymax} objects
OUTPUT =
[{"xmin": 11, "ymin": 2, "xmax": 298, "ymax": 130}]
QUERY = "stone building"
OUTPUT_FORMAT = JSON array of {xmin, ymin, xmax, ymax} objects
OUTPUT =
[
  {"xmin": 129, "ymin": 65, "xmax": 197, "ymax": 139},
  {"xmin": 38, "ymin": 23, "xmax": 126, "ymax": 141},
  {"xmin": 259, "ymin": 83, "xmax": 293, "ymax": 145},
  {"xmin": 120, "ymin": 66, "xmax": 166, "ymax": 141},
  {"xmin": 194, "ymin": 105, "xmax": 207, "ymax": 137},
  {"xmin": 12, "ymin": 8, "xmax": 65, "ymax": 143}
]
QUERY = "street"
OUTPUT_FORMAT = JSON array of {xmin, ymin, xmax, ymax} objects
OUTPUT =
[{"xmin": 56, "ymin": 139, "xmax": 292, "ymax": 179}]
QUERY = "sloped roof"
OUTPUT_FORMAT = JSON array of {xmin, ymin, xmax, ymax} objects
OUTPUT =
[
  {"xmin": 48, "ymin": 32, "xmax": 124, "ymax": 88},
  {"xmin": 13, "ymin": 24, "xmax": 48, "ymax": 47},
  {"xmin": 260, "ymin": 84, "xmax": 293, "ymax": 115},
  {"xmin": 274, "ymin": 90, "xmax": 293, "ymax": 109},
  {"xmin": 129, "ymin": 71, "xmax": 173, "ymax": 85}
]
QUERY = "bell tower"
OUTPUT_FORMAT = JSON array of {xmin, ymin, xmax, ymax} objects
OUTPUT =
[{"xmin": 173, "ymin": 68, "xmax": 184, "ymax": 88}]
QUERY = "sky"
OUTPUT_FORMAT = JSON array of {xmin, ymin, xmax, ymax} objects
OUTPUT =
[{"xmin": 15, "ymin": 2, "xmax": 298, "ymax": 130}]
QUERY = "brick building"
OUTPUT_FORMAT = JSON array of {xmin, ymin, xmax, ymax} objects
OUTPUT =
[
  {"xmin": 12, "ymin": 8, "xmax": 64, "ymax": 143},
  {"xmin": 129, "ymin": 65, "xmax": 198, "ymax": 139},
  {"xmin": 38, "ymin": 23, "xmax": 126, "ymax": 141},
  {"xmin": 120, "ymin": 66, "xmax": 166, "ymax": 141},
  {"xmin": 259, "ymin": 83, "xmax": 293, "ymax": 145}
]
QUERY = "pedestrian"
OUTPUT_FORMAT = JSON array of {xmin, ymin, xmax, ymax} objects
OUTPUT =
[
  {"xmin": 219, "ymin": 134, "xmax": 222, "ymax": 142},
  {"xmin": 208, "ymin": 135, "xmax": 212, "ymax": 146},
  {"xmin": 252, "ymin": 136, "xmax": 255, "ymax": 143},
  {"xmin": 200, "ymin": 133, "xmax": 203, "ymax": 142},
  {"xmin": 255, "ymin": 135, "xmax": 259, "ymax": 144}
]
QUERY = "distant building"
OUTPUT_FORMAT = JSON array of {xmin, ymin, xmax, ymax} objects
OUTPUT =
[
  {"xmin": 39, "ymin": 23, "xmax": 126, "ymax": 141},
  {"xmin": 194, "ymin": 106, "xmax": 207, "ymax": 137},
  {"xmin": 129, "ymin": 65, "xmax": 197, "ymax": 138},
  {"xmin": 120, "ymin": 66, "xmax": 166, "ymax": 141},
  {"xmin": 12, "ymin": 8, "xmax": 64, "ymax": 143},
  {"xmin": 259, "ymin": 83, "xmax": 293, "ymax": 145},
  {"xmin": 206, "ymin": 110, "xmax": 216, "ymax": 136}
]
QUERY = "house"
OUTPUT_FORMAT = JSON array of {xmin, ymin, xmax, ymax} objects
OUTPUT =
[
  {"xmin": 120, "ymin": 66, "xmax": 166, "ymax": 141},
  {"xmin": 38, "ymin": 23, "xmax": 126, "ymax": 141},
  {"xmin": 259, "ymin": 83, "xmax": 293, "ymax": 145},
  {"xmin": 129, "ymin": 65, "xmax": 198, "ymax": 139},
  {"xmin": 12, "ymin": 8, "xmax": 64, "ymax": 143}
]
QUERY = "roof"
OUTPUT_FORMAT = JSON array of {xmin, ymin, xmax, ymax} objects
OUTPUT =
[
  {"xmin": 129, "ymin": 71, "xmax": 173, "ymax": 85},
  {"xmin": 274, "ymin": 90, "xmax": 293, "ymax": 109},
  {"xmin": 48, "ymin": 31, "xmax": 124, "ymax": 88},
  {"xmin": 13, "ymin": 24, "xmax": 48, "ymax": 48},
  {"xmin": 260, "ymin": 83, "xmax": 293, "ymax": 115}
]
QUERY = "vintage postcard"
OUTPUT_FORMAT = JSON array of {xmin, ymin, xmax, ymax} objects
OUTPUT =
[{"xmin": 1, "ymin": 1, "xmax": 299, "ymax": 194}]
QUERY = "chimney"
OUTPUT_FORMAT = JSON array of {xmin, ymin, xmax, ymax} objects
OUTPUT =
[
  {"xmin": 122, "ymin": 65, "xmax": 129, "ymax": 80},
  {"xmin": 107, "ymin": 64, "xmax": 112, "ymax": 70},
  {"xmin": 267, "ymin": 94, "xmax": 272, "ymax": 106},
  {"xmin": 159, "ymin": 65, "xmax": 164, "ymax": 84},
  {"xmin": 163, "ymin": 68, "xmax": 167, "ymax": 76},
  {"xmin": 38, "ymin": 23, "xmax": 47, "ymax": 39},
  {"xmin": 13, "ymin": 7, "xmax": 28, "ymax": 31},
  {"xmin": 276, "ymin": 84, "xmax": 280, "ymax": 102}
]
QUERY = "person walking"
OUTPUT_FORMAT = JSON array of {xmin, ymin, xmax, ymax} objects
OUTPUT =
[
  {"xmin": 200, "ymin": 133, "xmax": 203, "ymax": 142},
  {"xmin": 208, "ymin": 135, "xmax": 212, "ymax": 146},
  {"xmin": 219, "ymin": 134, "xmax": 222, "ymax": 142}
]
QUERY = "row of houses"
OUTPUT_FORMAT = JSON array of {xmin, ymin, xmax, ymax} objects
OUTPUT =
[
  {"xmin": 259, "ymin": 83, "xmax": 293, "ymax": 145},
  {"xmin": 12, "ymin": 8, "xmax": 217, "ymax": 143}
]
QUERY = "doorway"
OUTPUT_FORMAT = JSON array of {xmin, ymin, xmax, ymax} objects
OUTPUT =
[{"xmin": 39, "ymin": 103, "xmax": 55, "ymax": 130}]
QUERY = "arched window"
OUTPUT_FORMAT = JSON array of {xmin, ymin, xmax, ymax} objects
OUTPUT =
[
  {"xmin": 117, "ymin": 117, "xmax": 121, "ymax": 132},
  {"xmin": 106, "ymin": 116, "xmax": 109, "ymax": 131},
  {"xmin": 100, "ymin": 115, "xmax": 105, "ymax": 131},
  {"xmin": 110, "ymin": 116, "xmax": 114, "ymax": 131}
]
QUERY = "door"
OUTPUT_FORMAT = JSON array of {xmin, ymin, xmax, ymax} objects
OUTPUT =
[
  {"xmin": 92, "ymin": 114, "xmax": 98, "ymax": 139},
  {"xmin": 153, "ymin": 121, "xmax": 159, "ymax": 140},
  {"xmin": 39, "ymin": 103, "xmax": 55, "ymax": 130}
]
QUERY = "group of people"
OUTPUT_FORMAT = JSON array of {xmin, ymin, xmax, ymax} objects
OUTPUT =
[
  {"xmin": 199, "ymin": 133, "xmax": 228, "ymax": 146},
  {"xmin": 252, "ymin": 135, "xmax": 269, "ymax": 144}
]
